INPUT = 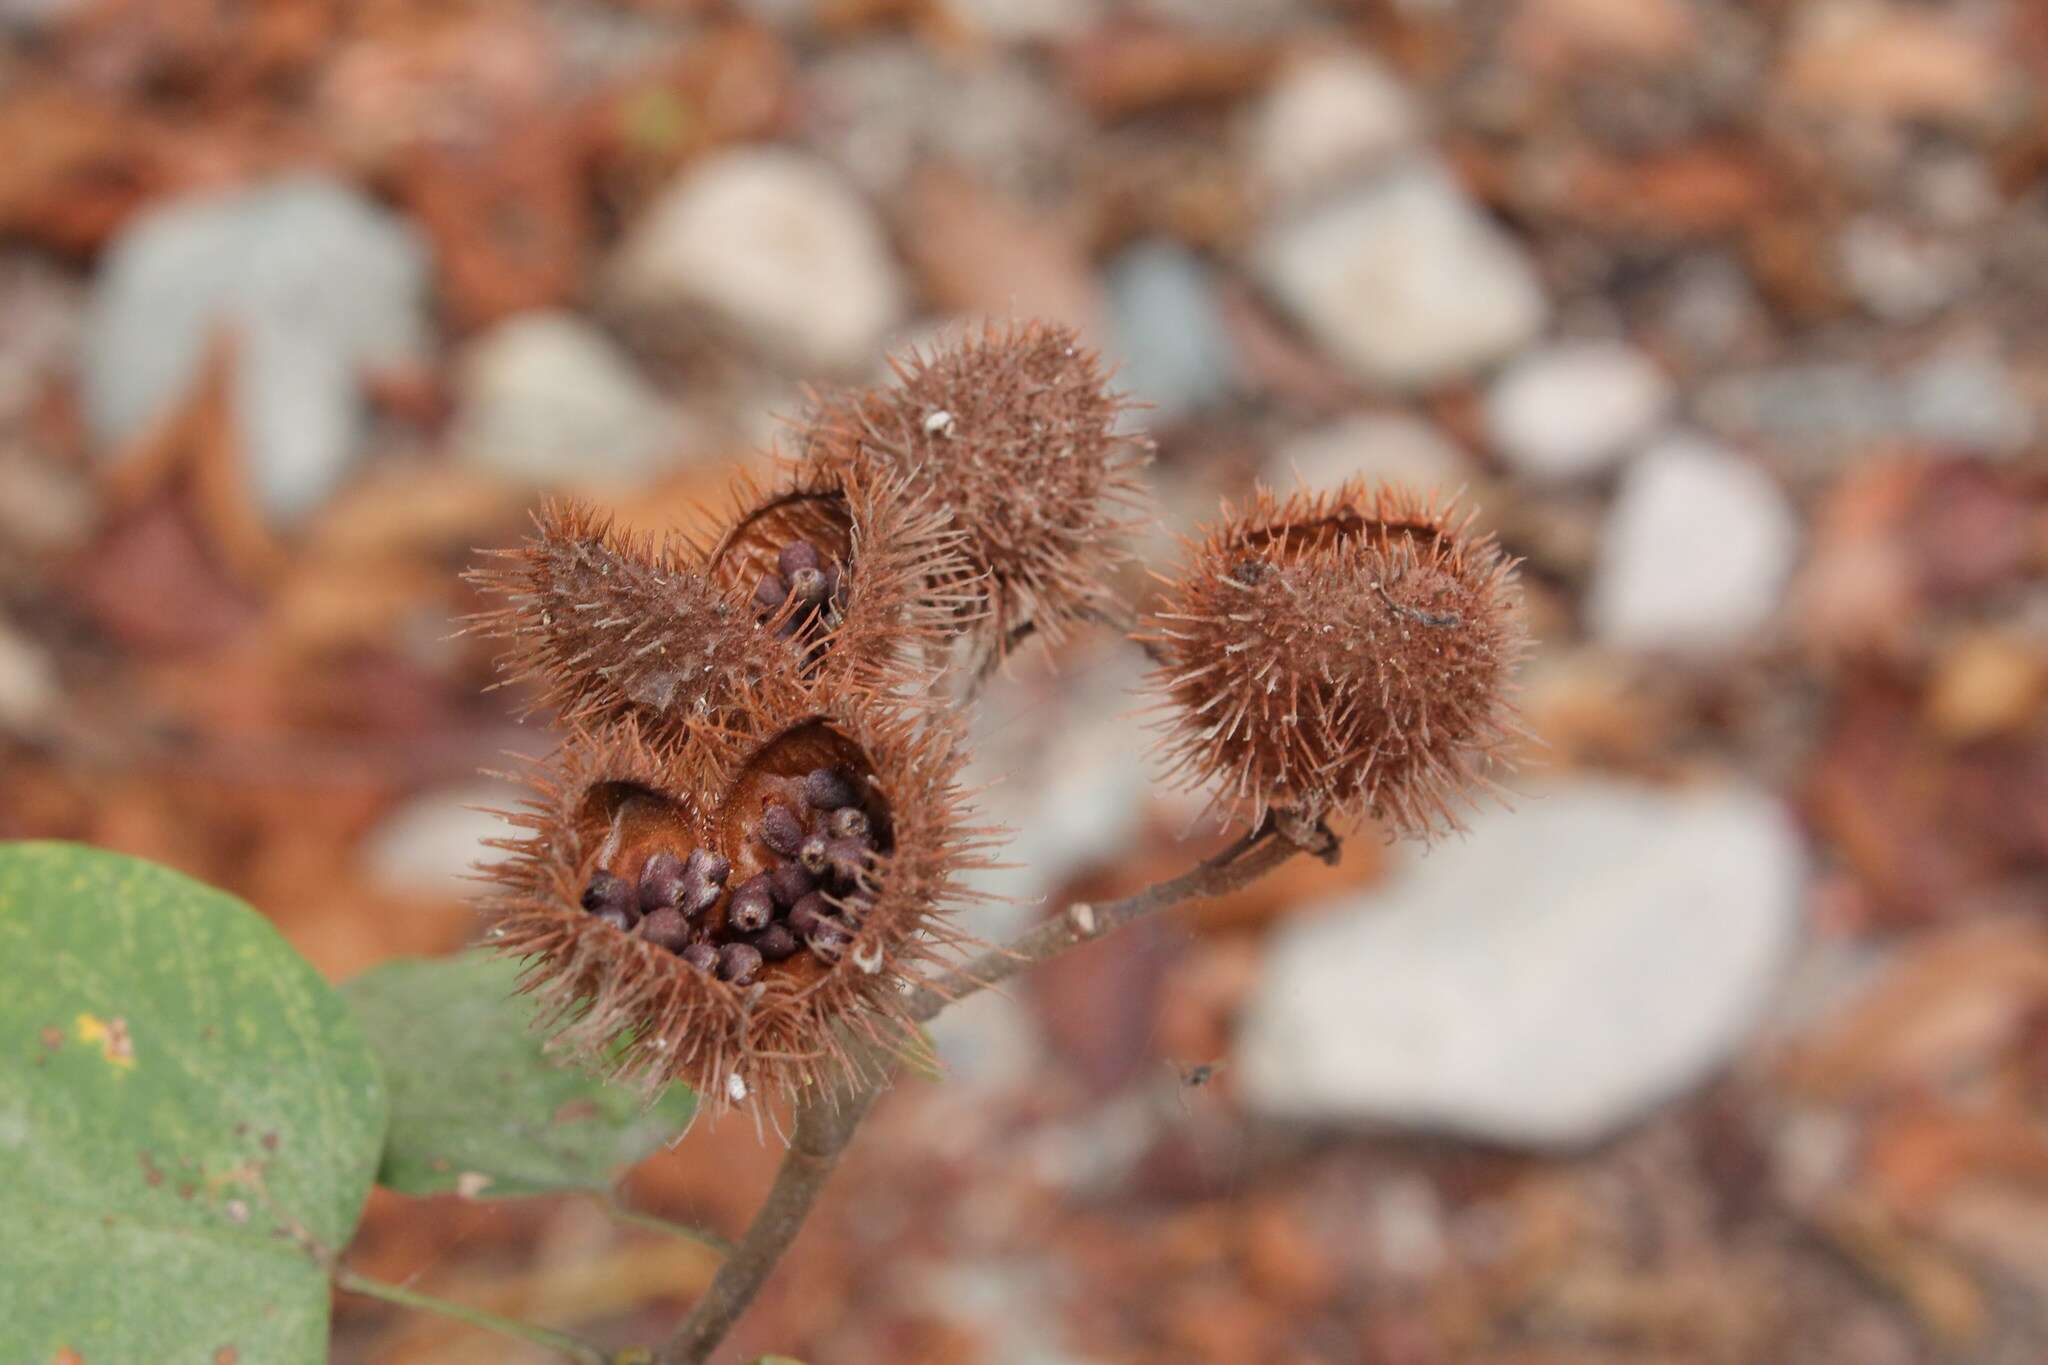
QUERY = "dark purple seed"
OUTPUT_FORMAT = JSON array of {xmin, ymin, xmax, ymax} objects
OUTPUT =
[
  {"xmin": 728, "ymin": 883, "xmax": 774, "ymax": 934},
  {"xmin": 801, "ymin": 768, "xmax": 856, "ymax": 811},
  {"xmin": 717, "ymin": 942, "xmax": 764, "ymax": 985},
  {"xmin": 799, "ymin": 835, "xmax": 831, "ymax": 876},
  {"xmin": 639, "ymin": 907, "xmax": 691, "ymax": 952},
  {"xmin": 686, "ymin": 848, "xmax": 731, "ymax": 886},
  {"xmin": 827, "ymin": 807, "xmax": 871, "ymax": 841},
  {"xmin": 752, "ymin": 923, "xmax": 799, "ymax": 961},
  {"xmin": 777, "ymin": 540, "xmax": 821, "ymax": 579},
  {"xmin": 766, "ymin": 861, "xmax": 815, "ymax": 907},
  {"xmin": 824, "ymin": 838, "xmax": 870, "ymax": 884},
  {"xmin": 592, "ymin": 907, "xmax": 635, "ymax": 934},
  {"xmin": 678, "ymin": 875, "xmax": 722, "ymax": 919},
  {"xmin": 805, "ymin": 916, "xmax": 853, "ymax": 960},
  {"xmin": 787, "ymin": 893, "xmax": 828, "ymax": 937},
  {"xmin": 758, "ymin": 804, "xmax": 805, "ymax": 857},
  {"xmin": 839, "ymin": 893, "xmax": 874, "ymax": 923},
  {"xmin": 681, "ymin": 942, "xmax": 719, "ymax": 972},
  {"xmin": 786, "ymin": 566, "xmax": 826, "ymax": 607},
  {"xmin": 753, "ymin": 573, "xmax": 788, "ymax": 611},
  {"xmin": 638, "ymin": 852, "xmax": 686, "ymax": 912},
  {"xmin": 581, "ymin": 870, "xmax": 633, "ymax": 917}
]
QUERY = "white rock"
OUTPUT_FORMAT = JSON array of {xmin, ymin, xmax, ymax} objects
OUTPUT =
[
  {"xmin": 1251, "ymin": 52, "xmax": 1420, "ymax": 205},
  {"xmin": 1589, "ymin": 434, "xmax": 1800, "ymax": 651},
  {"xmin": 81, "ymin": 176, "xmax": 430, "ymax": 526},
  {"xmin": 362, "ymin": 783, "xmax": 520, "ymax": 900},
  {"xmin": 961, "ymin": 644, "xmax": 1154, "ymax": 940},
  {"xmin": 1238, "ymin": 779, "xmax": 1805, "ymax": 1146},
  {"xmin": 1267, "ymin": 412, "xmax": 1466, "ymax": 492},
  {"xmin": 610, "ymin": 147, "xmax": 905, "ymax": 373},
  {"xmin": 1253, "ymin": 160, "xmax": 1547, "ymax": 389},
  {"xmin": 0, "ymin": 618, "xmax": 56, "ymax": 734},
  {"xmin": 1483, "ymin": 341, "xmax": 1671, "ymax": 480},
  {"xmin": 939, "ymin": 0, "xmax": 1096, "ymax": 44},
  {"xmin": 451, "ymin": 310, "xmax": 679, "ymax": 486}
]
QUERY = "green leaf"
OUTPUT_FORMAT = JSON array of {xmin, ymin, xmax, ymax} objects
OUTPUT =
[
  {"xmin": 0, "ymin": 841, "xmax": 388, "ymax": 1365},
  {"xmin": 344, "ymin": 951, "xmax": 696, "ymax": 1199}
]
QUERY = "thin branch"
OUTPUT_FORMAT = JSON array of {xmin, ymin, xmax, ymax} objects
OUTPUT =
[
  {"xmin": 335, "ymin": 1268, "xmax": 608, "ymax": 1364},
  {"xmin": 655, "ymin": 1082, "xmax": 881, "ymax": 1364},
  {"xmin": 905, "ymin": 816, "xmax": 1333, "ymax": 1024},
  {"xmin": 591, "ymin": 1191, "xmax": 737, "ymax": 1257},
  {"xmin": 651, "ymin": 817, "xmax": 1332, "ymax": 1364}
]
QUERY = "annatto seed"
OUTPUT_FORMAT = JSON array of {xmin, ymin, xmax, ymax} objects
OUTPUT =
[{"xmin": 639, "ymin": 906, "xmax": 691, "ymax": 952}]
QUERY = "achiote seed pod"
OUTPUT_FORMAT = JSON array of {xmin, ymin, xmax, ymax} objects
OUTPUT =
[
  {"xmin": 479, "ymin": 697, "xmax": 1001, "ymax": 1113},
  {"xmin": 1139, "ymin": 480, "xmax": 1525, "ymax": 840},
  {"xmin": 464, "ymin": 499, "xmax": 801, "ymax": 735},
  {"xmin": 799, "ymin": 320, "xmax": 1149, "ymax": 662},
  {"xmin": 702, "ymin": 465, "xmax": 979, "ymax": 698}
]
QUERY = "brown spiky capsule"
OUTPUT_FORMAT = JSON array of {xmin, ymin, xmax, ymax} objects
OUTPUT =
[
  {"xmin": 701, "ymin": 464, "xmax": 979, "ymax": 697},
  {"xmin": 800, "ymin": 319, "xmax": 1149, "ymax": 659},
  {"xmin": 1139, "ymin": 480, "xmax": 1525, "ymax": 839},
  {"xmin": 479, "ymin": 697, "xmax": 1000, "ymax": 1113},
  {"xmin": 465, "ymin": 499, "xmax": 800, "ymax": 734}
]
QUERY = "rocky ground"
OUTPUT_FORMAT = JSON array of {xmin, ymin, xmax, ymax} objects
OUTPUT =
[{"xmin": 2, "ymin": 0, "xmax": 2045, "ymax": 1361}]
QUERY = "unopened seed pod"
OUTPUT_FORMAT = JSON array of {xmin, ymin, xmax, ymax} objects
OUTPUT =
[
  {"xmin": 800, "ymin": 320, "xmax": 1149, "ymax": 661},
  {"xmin": 1139, "ymin": 481, "xmax": 1525, "ymax": 839}
]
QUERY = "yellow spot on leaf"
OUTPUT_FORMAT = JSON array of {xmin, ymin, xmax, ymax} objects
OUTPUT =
[{"xmin": 75, "ymin": 1013, "xmax": 135, "ymax": 1069}]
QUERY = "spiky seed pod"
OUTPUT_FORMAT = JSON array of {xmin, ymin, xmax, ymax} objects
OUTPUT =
[
  {"xmin": 479, "ymin": 698, "xmax": 1001, "ymax": 1114},
  {"xmin": 465, "ymin": 499, "xmax": 802, "ymax": 735},
  {"xmin": 1139, "ymin": 480, "xmax": 1525, "ymax": 840},
  {"xmin": 701, "ymin": 464, "xmax": 979, "ymax": 698},
  {"xmin": 799, "ymin": 319, "xmax": 1149, "ymax": 659}
]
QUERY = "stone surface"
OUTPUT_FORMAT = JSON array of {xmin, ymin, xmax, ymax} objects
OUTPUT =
[
  {"xmin": 450, "ymin": 310, "xmax": 679, "ymax": 486},
  {"xmin": 610, "ymin": 147, "xmax": 905, "ymax": 373},
  {"xmin": 1253, "ymin": 161, "xmax": 1547, "ymax": 389},
  {"xmin": 962, "ymin": 645, "xmax": 1154, "ymax": 941},
  {"xmin": 1250, "ymin": 52, "xmax": 1419, "ymax": 205},
  {"xmin": 1483, "ymin": 340, "xmax": 1671, "ymax": 480},
  {"xmin": 1589, "ymin": 434, "xmax": 1800, "ymax": 651},
  {"xmin": 1239, "ymin": 779, "xmax": 1805, "ymax": 1146},
  {"xmin": 81, "ymin": 176, "xmax": 431, "ymax": 526},
  {"xmin": 1105, "ymin": 239, "xmax": 1236, "ymax": 423},
  {"xmin": 362, "ymin": 783, "xmax": 521, "ymax": 900},
  {"xmin": 1267, "ymin": 412, "xmax": 1466, "ymax": 492}
]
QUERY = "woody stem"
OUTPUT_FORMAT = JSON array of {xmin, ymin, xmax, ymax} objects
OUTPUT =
[{"xmin": 655, "ymin": 817, "xmax": 1331, "ymax": 1364}]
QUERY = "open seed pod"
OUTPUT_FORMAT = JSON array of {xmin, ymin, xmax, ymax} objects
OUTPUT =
[
  {"xmin": 799, "ymin": 319, "xmax": 1148, "ymax": 661},
  {"xmin": 701, "ymin": 464, "xmax": 978, "ymax": 699},
  {"xmin": 1139, "ymin": 480, "xmax": 1526, "ymax": 839},
  {"xmin": 465, "ymin": 500, "xmax": 805, "ymax": 736},
  {"xmin": 480, "ymin": 699, "xmax": 1000, "ymax": 1115}
]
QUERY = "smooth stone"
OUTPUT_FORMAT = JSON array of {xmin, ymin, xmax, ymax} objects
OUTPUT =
[
  {"xmin": 362, "ymin": 783, "xmax": 520, "ymax": 900},
  {"xmin": 1105, "ymin": 239, "xmax": 1236, "ymax": 424},
  {"xmin": 1250, "ymin": 51, "xmax": 1420, "ymax": 205},
  {"xmin": 450, "ymin": 310, "xmax": 679, "ymax": 486},
  {"xmin": 1253, "ymin": 160, "xmax": 1547, "ymax": 389},
  {"xmin": 81, "ymin": 176, "xmax": 430, "ymax": 527},
  {"xmin": 1588, "ymin": 433, "xmax": 1800, "ymax": 652},
  {"xmin": 1266, "ymin": 412, "xmax": 1466, "ymax": 492},
  {"xmin": 1483, "ymin": 340, "xmax": 1672, "ymax": 480},
  {"xmin": 1238, "ymin": 779, "xmax": 1805, "ymax": 1146},
  {"xmin": 610, "ymin": 147, "xmax": 905, "ymax": 373}
]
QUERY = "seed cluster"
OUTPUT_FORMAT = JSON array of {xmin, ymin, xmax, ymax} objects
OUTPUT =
[
  {"xmin": 575, "ymin": 764, "xmax": 882, "ymax": 987},
  {"xmin": 750, "ymin": 538, "xmax": 844, "ymax": 649}
]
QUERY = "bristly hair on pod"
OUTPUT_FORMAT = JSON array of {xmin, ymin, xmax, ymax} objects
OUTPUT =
[
  {"xmin": 697, "ymin": 462, "xmax": 982, "ymax": 700},
  {"xmin": 464, "ymin": 499, "xmax": 803, "ymax": 735},
  {"xmin": 1138, "ymin": 479, "xmax": 1527, "ymax": 840},
  {"xmin": 798, "ymin": 319, "xmax": 1150, "ymax": 662},
  {"xmin": 477, "ymin": 697, "xmax": 1003, "ymax": 1116}
]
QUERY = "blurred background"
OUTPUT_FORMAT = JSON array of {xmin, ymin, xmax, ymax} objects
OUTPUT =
[{"xmin": 2, "ymin": 0, "xmax": 2045, "ymax": 1361}]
